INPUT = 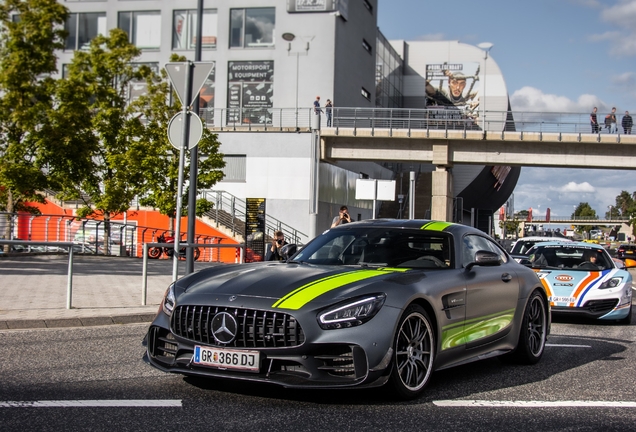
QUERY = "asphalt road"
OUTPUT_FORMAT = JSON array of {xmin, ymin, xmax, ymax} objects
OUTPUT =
[{"xmin": 1, "ymin": 316, "xmax": 635, "ymax": 432}]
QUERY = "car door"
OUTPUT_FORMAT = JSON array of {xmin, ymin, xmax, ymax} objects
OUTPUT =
[{"xmin": 462, "ymin": 234, "xmax": 520, "ymax": 349}]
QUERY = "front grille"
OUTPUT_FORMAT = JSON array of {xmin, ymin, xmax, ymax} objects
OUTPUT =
[
  {"xmin": 148, "ymin": 326, "xmax": 178, "ymax": 367},
  {"xmin": 171, "ymin": 305, "xmax": 305, "ymax": 348},
  {"xmin": 584, "ymin": 299, "xmax": 619, "ymax": 314}
]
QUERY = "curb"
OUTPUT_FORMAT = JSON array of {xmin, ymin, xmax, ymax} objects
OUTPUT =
[{"xmin": 0, "ymin": 313, "xmax": 156, "ymax": 330}]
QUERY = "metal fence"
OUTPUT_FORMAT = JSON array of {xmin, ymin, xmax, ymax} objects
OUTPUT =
[
  {"xmin": 0, "ymin": 212, "xmax": 237, "ymax": 263},
  {"xmin": 202, "ymin": 106, "xmax": 634, "ymax": 136}
]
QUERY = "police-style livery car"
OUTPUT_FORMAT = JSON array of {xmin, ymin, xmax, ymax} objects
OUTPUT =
[
  {"xmin": 523, "ymin": 241, "xmax": 633, "ymax": 324},
  {"xmin": 144, "ymin": 219, "xmax": 549, "ymax": 399}
]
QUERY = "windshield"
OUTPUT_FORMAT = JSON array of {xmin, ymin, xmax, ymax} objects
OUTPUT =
[
  {"xmin": 292, "ymin": 227, "xmax": 453, "ymax": 269},
  {"xmin": 524, "ymin": 245, "xmax": 612, "ymax": 270}
]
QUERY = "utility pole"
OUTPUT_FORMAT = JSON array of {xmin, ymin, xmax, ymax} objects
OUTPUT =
[{"xmin": 186, "ymin": 0, "xmax": 204, "ymax": 274}]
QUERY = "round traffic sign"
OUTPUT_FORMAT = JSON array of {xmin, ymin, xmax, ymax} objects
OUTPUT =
[{"xmin": 167, "ymin": 111, "xmax": 203, "ymax": 150}]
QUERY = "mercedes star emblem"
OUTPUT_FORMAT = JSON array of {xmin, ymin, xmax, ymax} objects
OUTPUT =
[{"xmin": 211, "ymin": 312, "xmax": 238, "ymax": 344}]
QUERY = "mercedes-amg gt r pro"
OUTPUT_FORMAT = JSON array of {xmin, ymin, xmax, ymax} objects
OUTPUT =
[
  {"xmin": 144, "ymin": 220, "xmax": 549, "ymax": 399},
  {"xmin": 522, "ymin": 241, "xmax": 634, "ymax": 324}
]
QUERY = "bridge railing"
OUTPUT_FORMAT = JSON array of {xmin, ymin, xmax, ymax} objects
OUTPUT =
[{"xmin": 203, "ymin": 107, "xmax": 630, "ymax": 136}]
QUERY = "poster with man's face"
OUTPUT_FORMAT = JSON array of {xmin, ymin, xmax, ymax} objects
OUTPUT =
[{"xmin": 425, "ymin": 62, "xmax": 480, "ymax": 118}]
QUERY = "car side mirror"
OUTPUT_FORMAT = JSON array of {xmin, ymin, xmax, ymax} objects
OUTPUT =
[
  {"xmin": 623, "ymin": 258, "xmax": 636, "ymax": 268},
  {"xmin": 280, "ymin": 243, "xmax": 298, "ymax": 261},
  {"xmin": 465, "ymin": 250, "xmax": 502, "ymax": 271}
]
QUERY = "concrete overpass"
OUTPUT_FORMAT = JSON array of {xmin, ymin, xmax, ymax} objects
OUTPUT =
[{"xmin": 209, "ymin": 107, "xmax": 636, "ymax": 223}]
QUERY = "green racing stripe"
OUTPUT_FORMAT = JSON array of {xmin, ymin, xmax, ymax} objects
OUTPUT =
[
  {"xmin": 421, "ymin": 221, "xmax": 454, "ymax": 231},
  {"xmin": 440, "ymin": 308, "xmax": 516, "ymax": 350},
  {"xmin": 272, "ymin": 268, "xmax": 407, "ymax": 310}
]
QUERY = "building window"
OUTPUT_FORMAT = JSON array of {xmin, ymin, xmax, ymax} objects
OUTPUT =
[
  {"xmin": 362, "ymin": 39, "xmax": 372, "ymax": 54},
  {"xmin": 363, "ymin": 0, "xmax": 373, "ymax": 13},
  {"xmin": 65, "ymin": 12, "xmax": 106, "ymax": 51},
  {"xmin": 361, "ymin": 87, "xmax": 371, "ymax": 101},
  {"xmin": 118, "ymin": 11, "xmax": 161, "ymax": 49},
  {"xmin": 221, "ymin": 155, "xmax": 246, "ymax": 182},
  {"xmin": 229, "ymin": 8, "xmax": 275, "ymax": 48},
  {"xmin": 173, "ymin": 9, "xmax": 217, "ymax": 50}
]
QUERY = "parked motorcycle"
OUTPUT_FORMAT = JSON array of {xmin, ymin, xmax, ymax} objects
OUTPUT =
[{"xmin": 147, "ymin": 233, "xmax": 200, "ymax": 261}]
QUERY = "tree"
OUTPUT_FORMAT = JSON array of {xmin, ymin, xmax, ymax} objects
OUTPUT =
[
  {"xmin": 572, "ymin": 202, "xmax": 597, "ymax": 234},
  {"xmin": 134, "ymin": 55, "xmax": 225, "ymax": 233},
  {"xmin": 55, "ymin": 29, "xmax": 148, "ymax": 253},
  {"xmin": 611, "ymin": 190, "xmax": 636, "ymax": 237},
  {"xmin": 0, "ymin": 0, "xmax": 69, "ymax": 248}
]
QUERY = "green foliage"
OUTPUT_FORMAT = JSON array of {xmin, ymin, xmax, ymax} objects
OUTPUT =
[
  {"xmin": 133, "ymin": 56, "xmax": 225, "ymax": 223},
  {"xmin": 56, "ymin": 28, "xmax": 146, "ymax": 221},
  {"xmin": 610, "ymin": 191, "xmax": 636, "ymax": 236},
  {"xmin": 0, "ymin": 0, "xmax": 68, "ymax": 215},
  {"xmin": 571, "ymin": 202, "xmax": 597, "ymax": 233}
]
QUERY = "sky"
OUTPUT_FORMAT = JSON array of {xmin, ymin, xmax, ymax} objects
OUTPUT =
[{"xmin": 377, "ymin": 0, "xmax": 636, "ymax": 219}]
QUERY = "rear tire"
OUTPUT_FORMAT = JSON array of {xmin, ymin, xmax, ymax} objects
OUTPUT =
[
  {"xmin": 505, "ymin": 290, "xmax": 547, "ymax": 364},
  {"xmin": 387, "ymin": 304, "xmax": 435, "ymax": 400},
  {"xmin": 147, "ymin": 247, "xmax": 161, "ymax": 259}
]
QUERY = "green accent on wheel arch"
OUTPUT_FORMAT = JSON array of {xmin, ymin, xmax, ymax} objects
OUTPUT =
[
  {"xmin": 421, "ymin": 221, "xmax": 454, "ymax": 231},
  {"xmin": 440, "ymin": 308, "xmax": 516, "ymax": 350},
  {"xmin": 272, "ymin": 268, "xmax": 406, "ymax": 310}
]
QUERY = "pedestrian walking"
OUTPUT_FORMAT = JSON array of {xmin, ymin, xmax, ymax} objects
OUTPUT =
[
  {"xmin": 590, "ymin": 107, "xmax": 599, "ymax": 133},
  {"xmin": 622, "ymin": 111, "xmax": 633, "ymax": 134},
  {"xmin": 607, "ymin": 107, "xmax": 617, "ymax": 133}
]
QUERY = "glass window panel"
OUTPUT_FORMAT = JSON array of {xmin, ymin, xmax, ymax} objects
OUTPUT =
[
  {"xmin": 118, "ymin": 12, "xmax": 132, "ymax": 37},
  {"xmin": 77, "ymin": 13, "xmax": 105, "ymax": 50},
  {"xmin": 65, "ymin": 14, "xmax": 78, "ymax": 50},
  {"xmin": 134, "ymin": 12, "xmax": 161, "ymax": 49},
  {"xmin": 173, "ymin": 10, "xmax": 189, "ymax": 49},
  {"xmin": 201, "ymin": 10, "xmax": 217, "ymax": 48},
  {"xmin": 229, "ymin": 9, "xmax": 244, "ymax": 48},
  {"xmin": 245, "ymin": 8, "xmax": 275, "ymax": 47}
]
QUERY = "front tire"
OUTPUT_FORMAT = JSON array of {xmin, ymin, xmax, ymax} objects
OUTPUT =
[
  {"xmin": 618, "ymin": 303, "xmax": 632, "ymax": 325},
  {"xmin": 387, "ymin": 304, "xmax": 435, "ymax": 400},
  {"xmin": 506, "ymin": 290, "xmax": 547, "ymax": 364},
  {"xmin": 147, "ymin": 247, "xmax": 161, "ymax": 259}
]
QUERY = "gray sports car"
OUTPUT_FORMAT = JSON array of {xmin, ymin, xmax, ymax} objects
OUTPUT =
[{"xmin": 144, "ymin": 219, "xmax": 549, "ymax": 399}]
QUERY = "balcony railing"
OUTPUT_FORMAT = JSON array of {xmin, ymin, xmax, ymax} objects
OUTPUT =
[{"xmin": 201, "ymin": 106, "xmax": 634, "ymax": 137}]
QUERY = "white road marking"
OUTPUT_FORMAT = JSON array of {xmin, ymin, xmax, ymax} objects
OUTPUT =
[
  {"xmin": 545, "ymin": 343, "xmax": 591, "ymax": 348},
  {"xmin": 434, "ymin": 400, "xmax": 636, "ymax": 408},
  {"xmin": 0, "ymin": 400, "xmax": 182, "ymax": 408}
]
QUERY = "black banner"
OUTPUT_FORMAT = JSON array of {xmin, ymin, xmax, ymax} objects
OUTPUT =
[{"xmin": 245, "ymin": 198, "xmax": 266, "ymax": 262}]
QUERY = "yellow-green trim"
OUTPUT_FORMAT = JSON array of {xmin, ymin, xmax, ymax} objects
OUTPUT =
[
  {"xmin": 421, "ymin": 221, "xmax": 453, "ymax": 231},
  {"xmin": 441, "ymin": 308, "xmax": 516, "ymax": 350},
  {"xmin": 273, "ymin": 268, "xmax": 401, "ymax": 310}
]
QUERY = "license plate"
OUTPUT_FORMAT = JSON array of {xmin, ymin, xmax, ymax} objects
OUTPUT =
[
  {"xmin": 549, "ymin": 296, "xmax": 577, "ymax": 303},
  {"xmin": 627, "ymin": 251, "xmax": 633, "ymax": 254},
  {"xmin": 193, "ymin": 345, "xmax": 260, "ymax": 372}
]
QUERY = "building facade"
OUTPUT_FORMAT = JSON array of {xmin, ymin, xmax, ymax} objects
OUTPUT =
[{"xmin": 57, "ymin": 0, "xmax": 517, "ymax": 240}]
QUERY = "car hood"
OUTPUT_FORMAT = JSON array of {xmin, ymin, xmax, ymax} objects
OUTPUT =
[
  {"xmin": 176, "ymin": 262, "xmax": 420, "ymax": 310},
  {"xmin": 535, "ymin": 268, "xmax": 626, "ymax": 306}
]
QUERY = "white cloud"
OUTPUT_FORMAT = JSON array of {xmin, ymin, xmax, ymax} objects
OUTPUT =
[
  {"xmin": 509, "ymin": 87, "xmax": 607, "ymax": 113},
  {"xmin": 557, "ymin": 181, "xmax": 596, "ymax": 193},
  {"xmin": 586, "ymin": 0, "xmax": 636, "ymax": 57},
  {"xmin": 611, "ymin": 71, "xmax": 636, "ymax": 85}
]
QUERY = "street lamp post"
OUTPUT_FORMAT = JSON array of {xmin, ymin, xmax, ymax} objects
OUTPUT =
[
  {"xmin": 608, "ymin": 205, "xmax": 613, "ymax": 220},
  {"xmin": 283, "ymin": 32, "xmax": 310, "ymax": 131},
  {"xmin": 477, "ymin": 42, "xmax": 494, "ymax": 132}
]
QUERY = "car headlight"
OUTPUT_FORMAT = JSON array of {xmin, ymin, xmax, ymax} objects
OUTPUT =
[
  {"xmin": 162, "ymin": 283, "xmax": 176, "ymax": 316},
  {"xmin": 318, "ymin": 294, "xmax": 386, "ymax": 330},
  {"xmin": 599, "ymin": 277, "xmax": 623, "ymax": 289}
]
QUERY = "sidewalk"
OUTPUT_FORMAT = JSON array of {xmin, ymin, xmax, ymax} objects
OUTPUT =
[{"xmin": 0, "ymin": 254, "xmax": 224, "ymax": 330}]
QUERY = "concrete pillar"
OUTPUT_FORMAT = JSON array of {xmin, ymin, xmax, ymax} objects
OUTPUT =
[{"xmin": 431, "ymin": 166, "xmax": 453, "ymax": 222}]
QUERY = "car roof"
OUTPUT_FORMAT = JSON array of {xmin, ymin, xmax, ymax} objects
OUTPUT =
[
  {"xmin": 531, "ymin": 241, "xmax": 606, "ymax": 250},
  {"xmin": 328, "ymin": 219, "xmax": 485, "ymax": 237},
  {"xmin": 513, "ymin": 236, "xmax": 573, "ymax": 242}
]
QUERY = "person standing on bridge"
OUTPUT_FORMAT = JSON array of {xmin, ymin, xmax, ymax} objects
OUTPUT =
[
  {"xmin": 590, "ymin": 107, "xmax": 599, "ymax": 133},
  {"xmin": 607, "ymin": 107, "xmax": 618, "ymax": 134},
  {"xmin": 622, "ymin": 111, "xmax": 633, "ymax": 134}
]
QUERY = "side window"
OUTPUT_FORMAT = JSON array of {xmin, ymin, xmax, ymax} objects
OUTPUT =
[{"xmin": 462, "ymin": 235, "xmax": 507, "ymax": 266}]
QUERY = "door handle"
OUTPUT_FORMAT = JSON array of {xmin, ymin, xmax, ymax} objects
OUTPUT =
[{"xmin": 501, "ymin": 273, "xmax": 513, "ymax": 282}]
